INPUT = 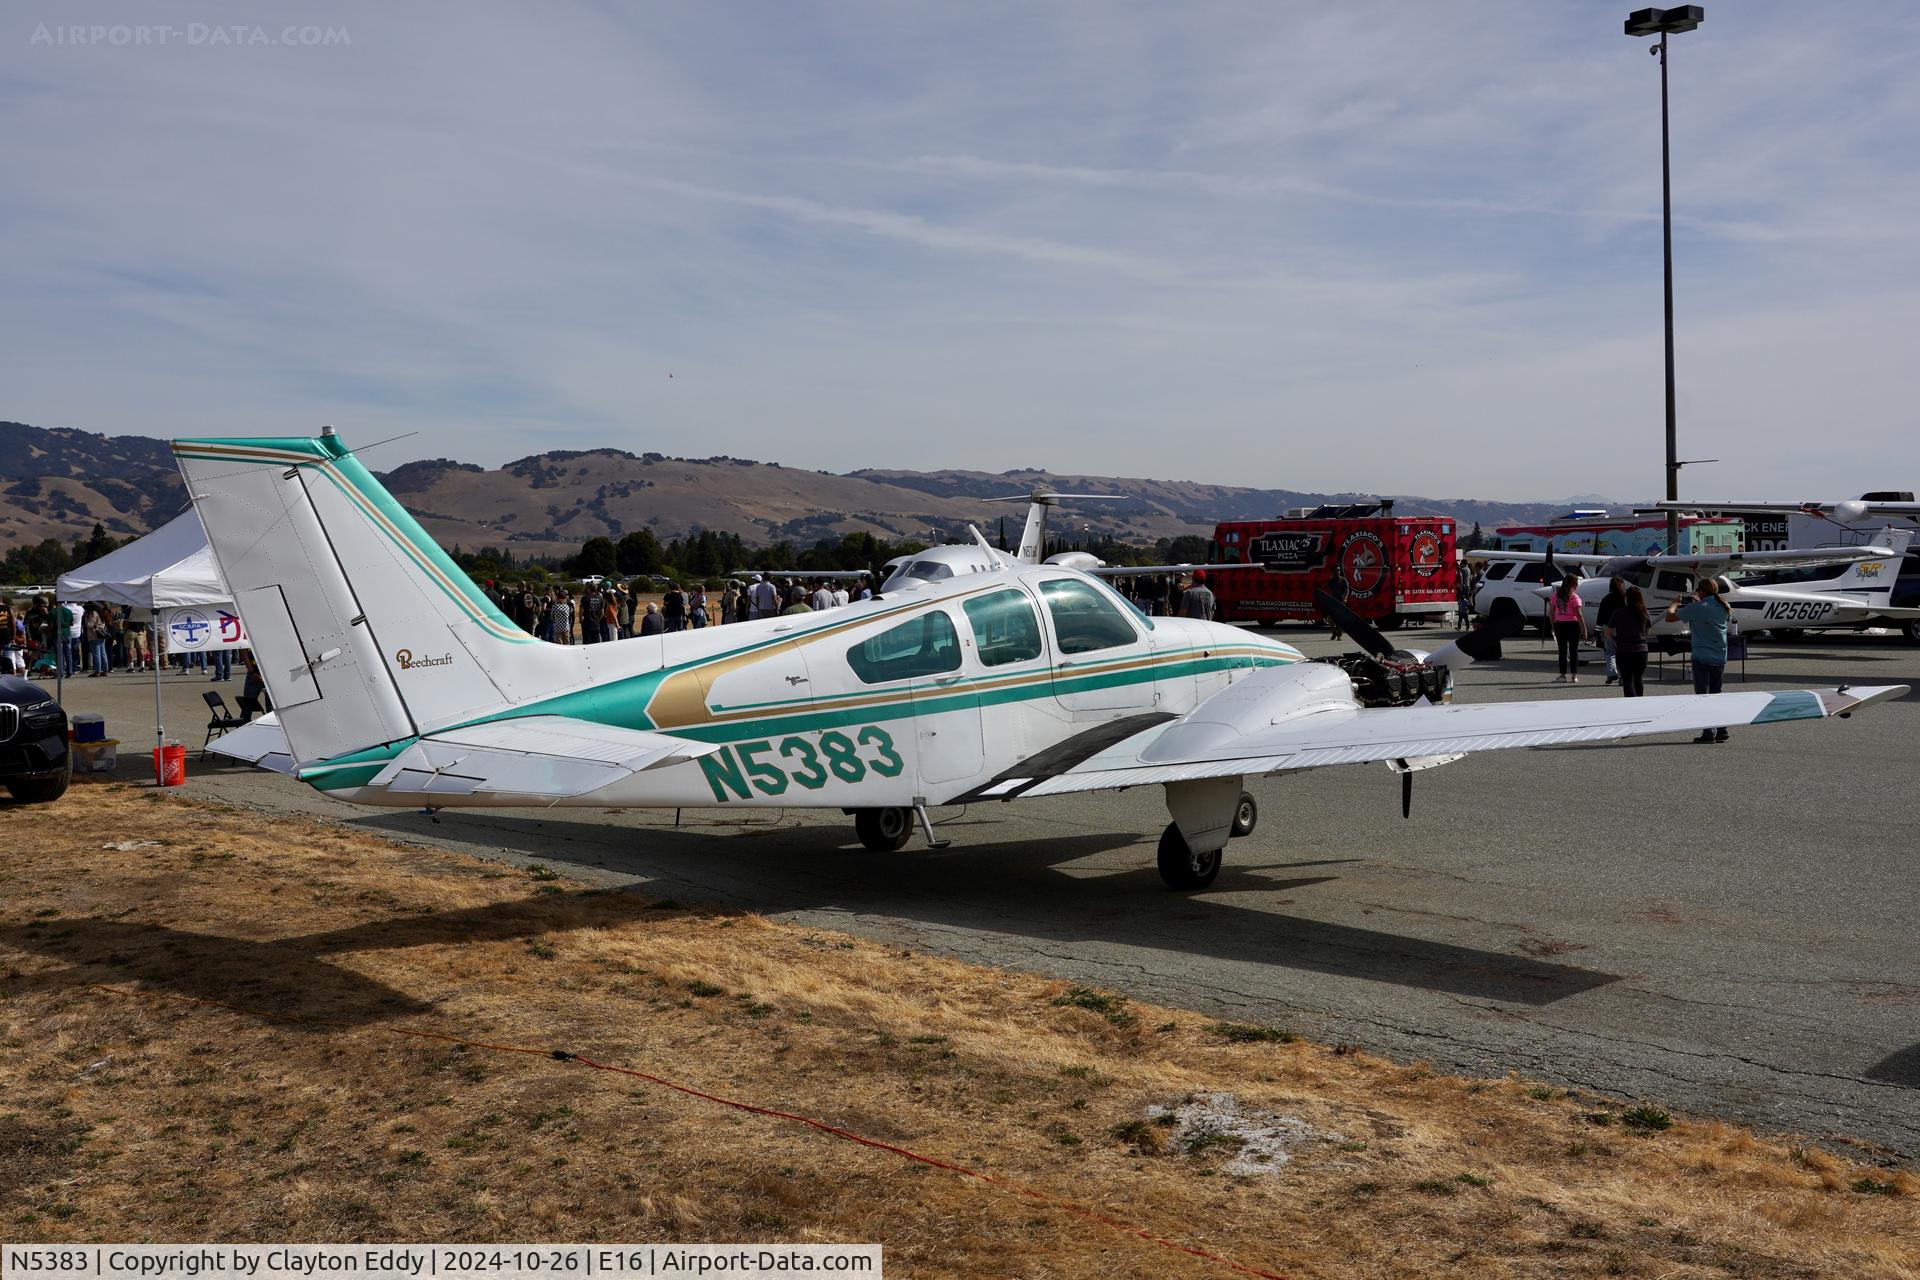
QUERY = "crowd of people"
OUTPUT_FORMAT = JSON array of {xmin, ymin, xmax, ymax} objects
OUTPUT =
[
  {"xmin": 0, "ymin": 592, "xmax": 272, "ymax": 713},
  {"xmin": 1529, "ymin": 570, "xmax": 1731, "ymax": 732},
  {"xmin": 1, "ymin": 595, "xmax": 158, "ymax": 678},
  {"xmin": 478, "ymin": 573, "xmax": 883, "ymax": 642}
]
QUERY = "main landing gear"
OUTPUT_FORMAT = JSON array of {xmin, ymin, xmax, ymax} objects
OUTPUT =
[{"xmin": 1155, "ymin": 783, "xmax": 1256, "ymax": 891}]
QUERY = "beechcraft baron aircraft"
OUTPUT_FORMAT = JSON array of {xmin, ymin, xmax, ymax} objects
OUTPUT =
[
  {"xmin": 1466, "ymin": 532, "xmax": 1918, "ymax": 639},
  {"xmin": 186, "ymin": 432, "xmax": 1904, "ymax": 890}
]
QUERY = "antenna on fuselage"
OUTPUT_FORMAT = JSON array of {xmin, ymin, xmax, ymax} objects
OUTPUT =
[
  {"xmin": 967, "ymin": 524, "xmax": 1012, "ymax": 569},
  {"xmin": 983, "ymin": 485, "xmax": 1121, "ymax": 565}
]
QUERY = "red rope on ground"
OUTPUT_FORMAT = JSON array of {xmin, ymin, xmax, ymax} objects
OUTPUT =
[{"xmin": 84, "ymin": 983, "xmax": 1290, "ymax": 1280}]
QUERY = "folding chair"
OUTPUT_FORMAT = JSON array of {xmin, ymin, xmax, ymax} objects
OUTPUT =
[{"xmin": 201, "ymin": 690, "xmax": 243, "ymax": 754}]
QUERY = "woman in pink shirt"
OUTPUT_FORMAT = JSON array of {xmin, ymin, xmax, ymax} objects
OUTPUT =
[{"xmin": 1549, "ymin": 573, "xmax": 1587, "ymax": 683}]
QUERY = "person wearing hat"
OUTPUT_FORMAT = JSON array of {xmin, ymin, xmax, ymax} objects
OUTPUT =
[{"xmin": 1178, "ymin": 569, "xmax": 1217, "ymax": 622}]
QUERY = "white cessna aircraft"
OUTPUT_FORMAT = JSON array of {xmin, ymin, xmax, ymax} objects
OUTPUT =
[
  {"xmin": 1654, "ymin": 498, "xmax": 1920, "ymax": 641},
  {"xmin": 187, "ymin": 432, "xmax": 1904, "ymax": 890},
  {"xmin": 1465, "ymin": 532, "xmax": 1917, "ymax": 638}
]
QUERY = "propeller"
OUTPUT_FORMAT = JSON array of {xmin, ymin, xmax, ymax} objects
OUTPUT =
[
  {"xmin": 1311, "ymin": 589, "xmax": 1396, "ymax": 659},
  {"xmin": 1401, "ymin": 768, "xmax": 1413, "ymax": 820},
  {"xmin": 1422, "ymin": 611, "xmax": 1528, "ymax": 668},
  {"xmin": 983, "ymin": 488, "xmax": 1122, "ymax": 505}
]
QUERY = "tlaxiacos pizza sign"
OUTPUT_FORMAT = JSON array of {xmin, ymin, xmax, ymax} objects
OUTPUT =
[
  {"xmin": 1250, "ymin": 531, "xmax": 1329, "ymax": 573},
  {"xmin": 162, "ymin": 606, "xmax": 250, "ymax": 652}
]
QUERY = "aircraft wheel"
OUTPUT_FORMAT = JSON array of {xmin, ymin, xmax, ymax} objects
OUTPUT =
[
  {"xmin": 1904, "ymin": 619, "xmax": 1920, "ymax": 645},
  {"xmin": 1157, "ymin": 823, "xmax": 1222, "ymax": 891},
  {"xmin": 854, "ymin": 806, "xmax": 914, "ymax": 852},
  {"xmin": 6, "ymin": 773, "xmax": 69, "ymax": 804},
  {"xmin": 1230, "ymin": 791, "xmax": 1257, "ymax": 838}
]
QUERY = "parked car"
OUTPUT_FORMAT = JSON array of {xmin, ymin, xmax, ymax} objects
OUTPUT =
[{"xmin": 0, "ymin": 674, "xmax": 69, "ymax": 802}]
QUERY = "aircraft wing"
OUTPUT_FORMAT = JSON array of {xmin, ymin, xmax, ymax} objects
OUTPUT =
[
  {"xmin": 1659, "ymin": 545, "xmax": 1894, "ymax": 576},
  {"xmin": 297, "ymin": 715, "xmax": 722, "ymax": 800},
  {"xmin": 744, "ymin": 570, "xmax": 871, "ymax": 580},
  {"xmin": 205, "ymin": 712, "xmax": 297, "ymax": 774},
  {"xmin": 1086, "ymin": 563, "xmax": 1263, "ymax": 577},
  {"xmin": 1654, "ymin": 499, "xmax": 1920, "ymax": 519},
  {"xmin": 1461, "ymin": 549, "xmax": 1612, "ymax": 566},
  {"xmin": 953, "ymin": 671, "xmax": 1907, "ymax": 801}
]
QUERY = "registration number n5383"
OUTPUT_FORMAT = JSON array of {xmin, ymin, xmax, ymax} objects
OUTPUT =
[{"xmin": 698, "ymin": 726, "xmax": 905, "ymax": 801}]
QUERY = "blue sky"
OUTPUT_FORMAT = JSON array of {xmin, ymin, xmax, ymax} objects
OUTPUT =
[{"xmin": 4, "ymin": 1, "xmax": 1917, "ymax": 499}]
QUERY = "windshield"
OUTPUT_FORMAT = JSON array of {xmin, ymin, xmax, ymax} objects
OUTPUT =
[{"xmin": 881, "ymin": 559, "xmax": 955, "ymax": 592}]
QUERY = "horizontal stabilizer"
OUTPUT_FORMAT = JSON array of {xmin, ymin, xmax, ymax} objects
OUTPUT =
[
  {"xmin": 204, "ymin": 713, "xmax": 296, "ymax": 774},
  {"xmin": 364, "ymin": 716, "xmax": 719, "ymax": 800}
]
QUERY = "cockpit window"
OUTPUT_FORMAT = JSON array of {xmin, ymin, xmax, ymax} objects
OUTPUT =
[
  {"xmin": 1038, "ymin": 578, "xmax": 1138, "ymax": 654},
  {"xmin": 847, "ymin": 609, "xmax": 961, "ymax": 684},
  {"xmin": 962, "ymin": 589, "xmax": 1042, "ymax": 667},
  {"xmin": 881, "ymin": 559, "xmax": 955, "ymax": 592}
]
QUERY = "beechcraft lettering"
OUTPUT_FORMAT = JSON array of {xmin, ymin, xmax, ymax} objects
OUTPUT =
[{"xmin": 181, "ymin": 432, "xmax": 1904, "ymax": 891}]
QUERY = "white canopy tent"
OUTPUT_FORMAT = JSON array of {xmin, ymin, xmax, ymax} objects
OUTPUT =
[
  {"xmin": 56, "ymin": 509, "xmax": 229, "ymax": 608},
  {"xmin": 56, "ymin": 509, "xmax": 235, "ymax": 750}
]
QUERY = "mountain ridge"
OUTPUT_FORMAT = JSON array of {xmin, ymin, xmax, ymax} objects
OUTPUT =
[{"xmin": 0, "ymin": 419, "xmax": 1634, "ymax": 558}]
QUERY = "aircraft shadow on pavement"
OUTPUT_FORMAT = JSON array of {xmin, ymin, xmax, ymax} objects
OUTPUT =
[
  {"xmin": 0, "ymin": 891, "xmax": 662, "ymax": 1026},
  {"xmin": 350, "ymin": 811, "xmax": 1619, "ymax": 1008},
  {"xmin": 1865, "ymin": 1043, "xmax": 1920, "ymax": 1089}
]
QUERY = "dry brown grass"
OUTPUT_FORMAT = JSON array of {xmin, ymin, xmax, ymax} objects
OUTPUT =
[{"xmin": 2, "ymin": 784, "xmax": 1917, "ymax": 1279}]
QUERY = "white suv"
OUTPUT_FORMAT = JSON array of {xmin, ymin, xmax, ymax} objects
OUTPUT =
[{"xmin": 1472, "ymin": 560, "xmax": 1561, "ymax": 631}]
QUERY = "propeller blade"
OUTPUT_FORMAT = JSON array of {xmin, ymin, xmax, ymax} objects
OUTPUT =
[
  {"xmin": 1401, "ymin": 769, "xmax": 1413, "ymax": 820},
  {"xmin": 1312, "ymin": 589, "xmax": 1396, "ymax": 660},
  {"xmin": 1423, "ymin": 611, "xmax": 1528, "ymax": 668}
]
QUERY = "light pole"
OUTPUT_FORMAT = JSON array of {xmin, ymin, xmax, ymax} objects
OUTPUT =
[{"xmin": 1625, "ymin": 5, "xmax": 1703, "ymax": 555}]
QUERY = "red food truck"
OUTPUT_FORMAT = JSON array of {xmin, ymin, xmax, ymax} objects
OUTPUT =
[{"xmin": 1206, "ymin": 502, "xmax": 1457, "ymax": 628}]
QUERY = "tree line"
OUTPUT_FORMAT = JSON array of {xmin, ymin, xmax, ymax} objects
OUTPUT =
[{"xmin": 0, "ymin": 522, "xmax": 127, "ymax": 586}]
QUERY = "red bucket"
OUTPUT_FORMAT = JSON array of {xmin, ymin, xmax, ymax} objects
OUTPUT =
[{"xmin": 152, "ymin": 742, "xmax": 186, "ymax": 787}]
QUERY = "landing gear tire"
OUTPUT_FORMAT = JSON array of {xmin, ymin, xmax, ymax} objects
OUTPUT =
[
  {"xmin": 1904, "ymin": 619, "xmax": 1920, "ymax": 645},
  {"xmin": 1230, "ymin": 791, "xmax": 1257, "ymax": 839},
  {"xmin": 1157, "ymin": 823, "xmax": 1222, "ymax": 891},
  {"xmin": 854, "ymin": 807, "xmax": 913, "ymax": 853},
  {"xmin": 6, "ymin": 773, "xmax": 69, "ymax": 804}
]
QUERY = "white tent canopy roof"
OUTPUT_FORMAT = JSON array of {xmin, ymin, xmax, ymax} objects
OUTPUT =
[{"xmin": 56, "ymin": 509, "xmax": 231, "ymax": 609}]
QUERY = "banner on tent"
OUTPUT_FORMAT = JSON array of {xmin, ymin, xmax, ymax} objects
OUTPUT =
[{"xmin": 162, "ymin": 605, "xmax": 250, "ymax": 652}]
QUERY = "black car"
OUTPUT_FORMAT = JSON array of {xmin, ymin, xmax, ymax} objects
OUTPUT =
[{"xmin": 0, "ymin": 675, "xmax": 69, "ymax": 803}]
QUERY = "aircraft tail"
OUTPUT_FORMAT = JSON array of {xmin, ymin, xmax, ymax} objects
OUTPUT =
[
  {"xmin": 1827, "ymin": 526, "xmax": 1915, "ymax": 595},
  {"xmin": 173, "ymin": 431, "xmax": 581, "ymax": 765}
]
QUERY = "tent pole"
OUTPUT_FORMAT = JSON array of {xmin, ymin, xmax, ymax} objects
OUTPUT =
[
  {"xmin": 153, "ymin": 611, "xmax": 164, "ymax": 753},
  {"xmin": 54, "ymin": 595, "xmax": 63, "ymax": 710}
]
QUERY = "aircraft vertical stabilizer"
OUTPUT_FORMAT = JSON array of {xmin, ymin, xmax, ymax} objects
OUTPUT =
[
  {"xmin": 173, "ymin": 431, "xmax": 582, "ymax": 765},
  {"xmin": 1827, "ymin": 527, "xmax": 1914, "ymax": 595}
]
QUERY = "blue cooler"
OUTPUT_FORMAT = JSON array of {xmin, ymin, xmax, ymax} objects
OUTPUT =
[{"xmin": 72, "ymin": 713, "xmax": 107, "ymax": 743}]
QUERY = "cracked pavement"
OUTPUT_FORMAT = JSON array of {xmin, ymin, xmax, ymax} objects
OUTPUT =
[{"xmin": 51, "ymin": 626, "xmax": 1920, "ymax": 1159}]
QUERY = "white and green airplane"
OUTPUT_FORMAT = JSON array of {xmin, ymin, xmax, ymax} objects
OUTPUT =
[{"xmin": 185, "ymin": 431, "xmax": 1906, "ymax": 890}]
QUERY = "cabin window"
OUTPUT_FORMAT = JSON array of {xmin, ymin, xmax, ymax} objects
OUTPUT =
[
  {"xmin": 962, "ymin": 589, "xmax": 1042, "ymax": 667},
  {"xmin": 1039, "ymin": 578, "xmax": 1138, "ymax": 654},
  {"xmin": 846, "ymin": 609, "xmax": 961, "ymax": 685},
  {"xmin": 1656, "ymin": 570, "xmax": 1694, "ymax": 593}
]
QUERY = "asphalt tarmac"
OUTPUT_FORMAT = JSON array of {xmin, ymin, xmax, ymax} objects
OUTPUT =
[{"xmin": 29, "ymin": 625, "xmax": 1920, "ymax": 1159}]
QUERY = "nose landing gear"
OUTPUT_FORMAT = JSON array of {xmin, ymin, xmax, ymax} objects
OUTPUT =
[{"xmin": 853, "ymin": 806, "xmax": 914, "ymax": 852}]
